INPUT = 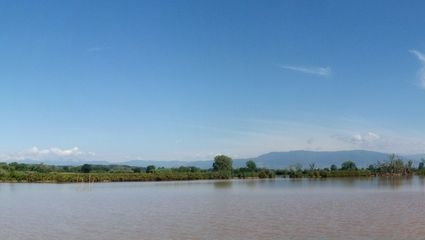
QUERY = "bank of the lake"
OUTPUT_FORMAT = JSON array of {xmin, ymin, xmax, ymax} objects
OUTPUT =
[{"xmin": 1, "ymin": 154, "xmax": 425, "ymax": 183}]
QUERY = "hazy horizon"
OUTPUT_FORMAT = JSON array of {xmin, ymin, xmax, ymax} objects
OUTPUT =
[
  {"xmin": 3, "ymin": 149, "xmax": 425, "ymax": 164},
  {"xmin": 1, "ymin": 1, "xmax": 425, "ymax": 162}
]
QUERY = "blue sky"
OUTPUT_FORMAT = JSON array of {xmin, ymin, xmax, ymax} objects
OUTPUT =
[{"xmin": 1, "ymin": 0, "xmax": 425, "ymax": 161}]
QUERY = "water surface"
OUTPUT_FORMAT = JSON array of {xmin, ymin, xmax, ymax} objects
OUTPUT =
[{"xmin": 1, "ymin": 177, "xmax": 425, "ymax": 240}]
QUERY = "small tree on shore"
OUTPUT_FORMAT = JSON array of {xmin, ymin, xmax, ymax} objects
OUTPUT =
[
  {"xmin": 81, "ymin": 164, "xmax": 92, "ymax": 173},
  {"xmin": 213, "ymin": 155, "xmax": 233, "ymax": 179},
  {"xmin": 146, "ymin": 165, "xmax": 156, "ymax": 173},
  {"xmin": 246, "ymin": 160, "xmax": 257, "ymax": 172},
  {"xmin": 341, "ymin": 161, "xmax": 357, "ymax": 171}
]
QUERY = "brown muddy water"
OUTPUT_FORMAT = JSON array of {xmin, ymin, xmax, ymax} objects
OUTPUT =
[{"xmin": 1, "ymin": 177, "xmax": 425, "ymax": 240}]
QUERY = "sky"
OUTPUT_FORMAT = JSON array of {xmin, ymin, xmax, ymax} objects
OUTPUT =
[{"xmin": 1, "ymin": 0, "xmax": 425, "ymax": 162}]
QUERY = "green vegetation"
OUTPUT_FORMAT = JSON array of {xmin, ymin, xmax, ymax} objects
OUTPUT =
[
  {"xmin": 0, "ymin": 154, "xmax": 424, "ymax": 183},
  {"xmin": 213, "ymin": 155, "xmax": 233, "ymax": 179},
  {"xmin": 0, "ymin": 162, "xmax": 218, "ymax": 183},
  {"xmin": 233, "ymin": 160, "xmax": 275, "ymax": 179},
  {"xmin": 279, "ymin": 155, "xmax": 422, "ymax": 178},
  {"xmin": 340, "ymin": 160, "xmax": 357, "ymax": 171}
]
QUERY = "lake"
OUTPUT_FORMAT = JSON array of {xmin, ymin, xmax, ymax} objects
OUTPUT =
[{"xmin": 1, "ymin": 177, "xmax": 425, "ymax": 240}]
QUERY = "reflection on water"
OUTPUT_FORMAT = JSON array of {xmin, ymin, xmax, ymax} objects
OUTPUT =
[
  {"xmin": 213, "ymin": 180, "xmax": 232, "ymax": 189},
  {"xmin": 287, "ymin": 176, "xmax": 425, "ymax": 190},
  {"xmin": 376, "ymin": 176, "xmax": 414, "ymax": 189},
  {"xmin": 1, "ymin": 177, "xmax": 425, "ymax": 240}
]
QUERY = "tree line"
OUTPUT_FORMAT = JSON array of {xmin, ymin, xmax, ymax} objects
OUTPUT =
[{"xmin": 0, "ymin": 154, "xmax": 424, "ymax": 183}]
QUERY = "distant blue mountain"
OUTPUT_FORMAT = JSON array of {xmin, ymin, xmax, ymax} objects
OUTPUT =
[
  {"xmin": 120, "ymin": 150, "xmax": 393, "ymax": 169},
  {"xmin": 238, "ymin": 150, "xmax": 391, "ymax": 168},
  {"xmin": 18, "ymin": 159, "xmax": 110, "ymax": 166},
  {"xmin": 404, "ymin": 154, "xmax": 425, "ymax": 162},
  {"xmin": 16, "ymin": 150, "xmax": 423, "ymax": 169},
  {"xmin": 121, "ymin": 160, "xmax": 213, "ymax": 169}
]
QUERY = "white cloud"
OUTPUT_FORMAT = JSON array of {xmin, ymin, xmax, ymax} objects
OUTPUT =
[
  {"xmin": 410, "ymin": 49, "xmax": 425, "ymax": 89},
  {"xmin": 333, "ymin": 131, "xmax": 425, "ymax": 154},
  {"xmin": 279, "ymin": 64, "xmax": 332, "ymax": 77},
  {"xmin": 0, "ymin": 147, "xmax": 95, "ymax": 162},
  {"xmin": 333, "ymin": 132, "xmax": 381, "ymax": 149},
  {"xmin": 410, "ymin": 49, "xmax": 425, "ymax": 62},
  {"xmin": 350, "ymin": 132, "xmax": 381, "ymax": 145},
  {"xmin": 30, "ymin": 146, "xmax": 86, "ymax": 157}
]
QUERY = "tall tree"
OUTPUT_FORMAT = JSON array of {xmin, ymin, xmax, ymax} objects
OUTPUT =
[
  {"xmin": 213, "ymin": 155, "xmax": 233, "ymax": 178},
  {"xmin": 146, "ymin": 165, "xmax": 156, "ymax": 173},
  {"xmin": 340, "ymin": 161, "xmax": 357, "ymax": 171},
  {"xmin": 246, "ymin": 160, "xmax": 257, "ymax": 171}
]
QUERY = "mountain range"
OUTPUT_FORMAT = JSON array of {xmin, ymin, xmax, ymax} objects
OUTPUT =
[{"xmin": 16, "ymin": 150, "xmax": 425, "ymax": 169}]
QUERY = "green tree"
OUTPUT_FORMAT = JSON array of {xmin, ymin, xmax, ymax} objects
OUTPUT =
[
  {"xmin": 246, "ymin": 160, "xmax": 257, "ymax": 172},
  {"xmin": 368, "ymin": 164, "xmax": 375, "ymax": 172},
  {"xmin": 146, "ymin": 165, "xmax": 156, "ymax": 173},
  {"xmin": 341, "ymin": 161, "xmax": 357, "ymax": 171},
  {"xmin": 379, "ymin": 154, "xmax": 405, "ymax": 175},
  {"xmin": 330, "ymin": 164, "xmax": 337, "ymax": 171},
  {"xmin": 213, "ymin": 155, "xmax": 233, "ymax": 172},
  {"xmin": 81, "ymin": 164, "xmax": 92, "ymax": 173},
  {"xmin": 213, "ymin": 155, "xmax": 233, "ymax": 178}
]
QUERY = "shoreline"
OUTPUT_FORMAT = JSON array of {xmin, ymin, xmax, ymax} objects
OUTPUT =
[{"xmin": 0, "ymin": 174, "xmax": 420, "ymax": 184}]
